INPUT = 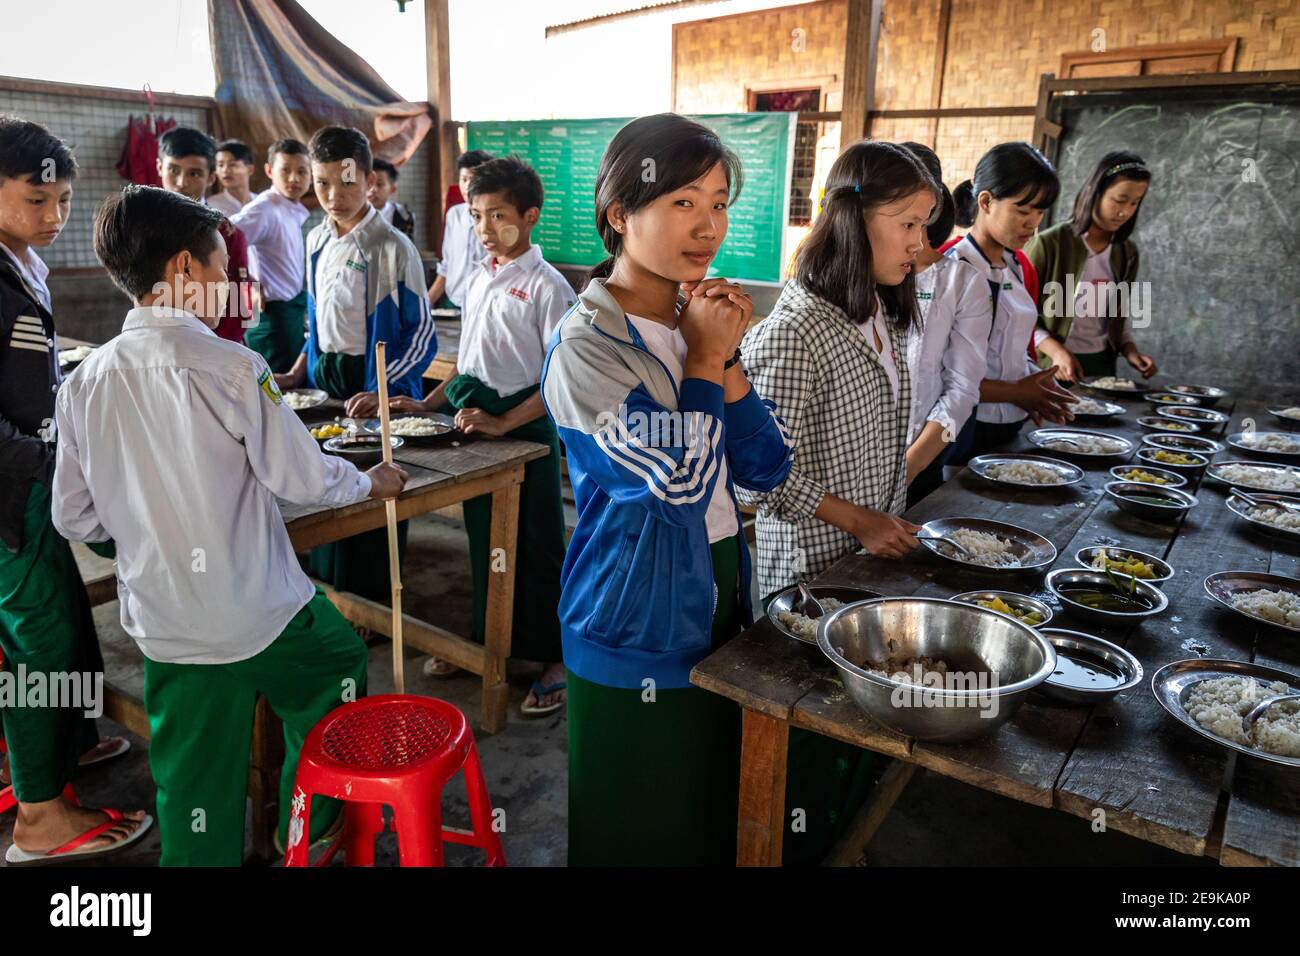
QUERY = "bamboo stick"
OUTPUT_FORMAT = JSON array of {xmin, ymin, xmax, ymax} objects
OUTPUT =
[{"xmin": 374, "ymin": 341, "xmax": 405, "ymax": 693}]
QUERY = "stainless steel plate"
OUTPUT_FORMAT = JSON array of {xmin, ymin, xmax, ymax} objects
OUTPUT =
[
  {"xmin": 1204, "ymin": 460, "xmax": 1300, "ymax": 494},
  {"xmin": 1142, "ymin": 433, "xmax": 1225, "ymax": 455},
  {"xmin": 1027, "ymin": 428, "xmax": 1135, "ymax": 459},
  {"xmin": 1137, "ymin": 415, "xmax": 1201, "ymax": 434},
  {"xmin": 1046, "ymin": 567, "xmax": 1169, "ymax": 623},
  {"xmin": 283, "ymin": 388, "xmax": 329, "ymax": 412},
  {"xmin": 766, "ymin": 584, "xmax": 883, "ymax": 644},
  {"xmin": 1107, "ymin": 464, "xmax": 1187, "ymax": 489},
  {"xmin": 1227, "ymin": 431, "xmax": 1300, "ymax": 462},
  {"xmin": 1079, "ymin": 377, "xmax": 1149, "ymax": 398},
  {"xmin": 1225, "ymin": 492, "xmax": 1300, "ymax": 543},
  {"xmin": 1151, "ymin": 658, "xmax": 1300, "ymax": 769},
  {"xmin": 950, "ymin": 590, "xmax": 1054, "ymax": 628},
  {"xmin": 1074, "ymin": 545, "xmax": 1174, "ymax": 585},
  {"xmin": 967, "ymin": 453, "xmax": 1084, "ymax": 489},
  {"xmin": 1204, "ymin": 570, "xmax": 1300, "ymax": 636},
  {"xmin": 1067, "ymin": 397, "xmax": 1126, "ymax": 421},
  {"xmin": 918, "ymin": 517, "xmax": 1057, "ymax": 574}
]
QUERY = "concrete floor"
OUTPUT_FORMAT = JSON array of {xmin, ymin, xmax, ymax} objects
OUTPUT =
[{"xmin": 1, "ymin": 508, "xmax": 1211, "ymax": 867}]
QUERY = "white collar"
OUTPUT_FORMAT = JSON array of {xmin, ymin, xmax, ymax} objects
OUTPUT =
[
  {"xmin": 479, "ymin": 244, "xmax": 542, "ymax": 276},
  {"xmin": 327, "ymin": 203, "xmax": 378, "ymax": 239},
  {"xmin": 122, "ymin": 306, "xmax": 217, "ymax": 336}
]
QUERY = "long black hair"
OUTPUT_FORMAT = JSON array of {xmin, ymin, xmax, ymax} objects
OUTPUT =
[
  {"xmin": 795, "ymin": 139, "xmax": 938, "ymax": 332},
  {"xmin": 899, "ymin": 141, "xmax": 954, "ymax": 248},
  {"xmin": 1069, "ymin": 149, "xmax": 1151, "ymax": 244},
  {"xmin": 589, "ymin": 113, "xmax": 743, "ymax": 283},
  {"xmin": 952, "ymin": 142, "xmax": 1059, "ymax": 228}
]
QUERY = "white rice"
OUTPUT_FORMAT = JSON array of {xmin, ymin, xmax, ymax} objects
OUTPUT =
[
  {"xmin": 1091, "ymin": 376, "xmax": 1137, "ymax": 390},
  {"xmin": 1215, "ymin": 463, "xmax": 1300, "ymax": 492},
  {"xmin": 776, "ymin": 598, "xmax": 844, "ymax": 639},
  {"xmin": 1239, "ymin": 432, "xmax": 1300, "ymax": 454},
  {"xmin": 866, "ymin": 656, "xmax": 952, "ymax": 685},
  {"xmin": 1071, "ymin": 397, "xmax": 1112, "ymax": 415},
  {"xmin": 388, "ymin": 417, "xmax": 451, "ymax": 438},
  {"xmin": 1184, "ymin": 676, "xmax": 1300, "ymax": 757},
  {"xmin": 1250, "ymin": 506, "xmax": 1300, "ymax": 533},
  {"xmin": 283, "ymin": 391, "xmax": 319, "ymax": 410},
  {"xmin": 986, "ymin": 461, "xmax": 1065, "ymax": 485},
  {"xmin": 1278, "ymin": 407, "xmax": 1300, "ymax": 420},
  {"xmin": 1045, "ymin": 434, "xmax": 1125, "ymax": 454},
  {"xmin": 939, "ymin": 529, "xmax": 1021, "ymax": 568},
  {"xmin": 1229, "ymin": 588, "xmax": 1300, "ymax": 628}
]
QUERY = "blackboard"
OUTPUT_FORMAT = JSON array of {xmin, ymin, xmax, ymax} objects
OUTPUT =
[
  {"xmin": 1049, "ymin": 87, "xmax": 1300, "ymax": 395},
  {"xmin": 467, "ymin": 113, "xmax": 796, "ymax": 283}
]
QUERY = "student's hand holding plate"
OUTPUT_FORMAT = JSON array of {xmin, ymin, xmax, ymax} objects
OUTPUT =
[{"xmin": 345, "ymin": 391, "xmax": 381, "ymax": 418}]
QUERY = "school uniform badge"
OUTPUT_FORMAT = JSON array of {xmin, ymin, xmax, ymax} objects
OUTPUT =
[{"xmin": 258, "ymin": 368, "xmax": 284, "ymax": 405}]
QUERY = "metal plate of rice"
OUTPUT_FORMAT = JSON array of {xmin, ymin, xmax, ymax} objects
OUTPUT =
[
  {"xmin": 1204, "ymin": 570, "xmax": 1300, "ymax": 636},
  {"xmin": 968, "ymin": 453, "xmax": 1084, "ymax": 489},
  {"xmin": 918, "ymin": 517, "xmax": 1058, "ymax": 574},
  {"xmin": 1225, "ymin": 492, "xmax": 1300, "ymax": 543},
  {"xmin": 1227, "ymin": 431, "xmax": 1300, "ymax": 462},
  {"xmin": 1205, "ymin": 460, "xmax": 1300, "ymax": 494},
  {"xmin": 1027, "ymin": 428, "xmax": 1135, "ymax": 459},
  {"xmin": 1151, "ymin": 658, "xmax": 1300, "ymax": 768},
  {"xmin": 766, "ymin": 584, "xmax": 883, "ymax": 644}
]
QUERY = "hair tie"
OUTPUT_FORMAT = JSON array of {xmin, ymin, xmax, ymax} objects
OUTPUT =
[
  {"xmin": 1107, "ymin": 161, "xmax": 1147, "ymax": 176},
  {"xmin": 853, "ymin": 184, "xmax": 861, "ymax": 193}
]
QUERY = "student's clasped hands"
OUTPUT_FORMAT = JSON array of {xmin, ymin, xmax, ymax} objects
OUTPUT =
[{"xmin": 678, "ymin": 278, "xmax": 752, "ymax": 368}]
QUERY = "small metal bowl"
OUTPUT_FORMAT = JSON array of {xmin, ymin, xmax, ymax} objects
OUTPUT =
[
  {"xmin": 1227, "ymin": 431, "xmax": 1300, "ymax": 463},
  {"xmin": 1168, "ymin": 383, "xmax": 1228, "ymax": 407},
  {"xmin": 1135, "ymin": 446, "xmax": 1209, "ymax": 477},
  {"xmin": 1142, "ymin": 432, "xmax": 1225, "ymax": 455},
  {"xmin": 917, "ymin": 517, "xmax": 1057, "ymax": 574},
  {"xmin": 967, "ymin": 453, "xmax": 1084, "ymax": 490},
  {"xmin": 950, "ymin": 590, "xmax": 1054, "ymax": 628},
  {"xmin": 1137, "ymin": 415, "xmax": 1201, "ymax": 434},
  {"xmin": 1107, "ymin": 464, "xmax": 1188, "ymax": 489},
  {"xmin": 1146, "ymin": 391, "xmax": 1200, "ymax": 407},
  {"xmin": 1046, "ymin": 568, "xmax": 1169, "ymax": 623},
  {"xmin": 817, "ymin": 597, "xmax": 1057, "ymax": 743},
  {"xmin": 1074, "ymin": 545, "xmax": 1174, "ymax": 586},
  {"xmin": 1103, "ymin": 481, "xmax": 1199, "ymax": 523},
  {"xmin": 1037, "ymin": 628, "xmax": 1144, "ymax": 704},
  {"xmin": 1157, "ymin": 405, "xmax": 1229, "ymax": 431},
  {"xmin": 322, "ymin": 434, "xmax": 404, "ymax": 466},
  {"xmin": 1204, "ymin": 570, "xmax": 1300, "ymax": 636},
  {"xmin": 767, "ymin": 584, "xmax": 883, "ymax": 644}
]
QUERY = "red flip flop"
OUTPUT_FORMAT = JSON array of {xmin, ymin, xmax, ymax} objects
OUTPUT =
[{"xmin": 5, "ymin": 808, "xmax": 153, "ymax": 866}]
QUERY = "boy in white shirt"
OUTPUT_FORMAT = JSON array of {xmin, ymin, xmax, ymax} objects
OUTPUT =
[
  {"xmin": 426, "ymin": 150, "xmax": 491, "ymax": 309},
  {"xmin": 210, "ymin": 139, "xmax": 254, "ymax": 216},
  {"xmin": 367, "ymin": 158, "xmax": 414, "ymax": 241},
  {"xmin": 230, "ymin": 139, "xmax": 312, "ymax": 372},
  {"xmin": 391, "ymin": 156, "xmax": 573, "ymax": 715},
  {"xmin": 52, "ymin": 185, "xmax": 408, "ymax": 865}
]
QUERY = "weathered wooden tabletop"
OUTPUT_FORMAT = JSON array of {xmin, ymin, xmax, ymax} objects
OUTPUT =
[{"xmin": 692, "ymin": 386, "xmax": 1300, "ymax": 867}]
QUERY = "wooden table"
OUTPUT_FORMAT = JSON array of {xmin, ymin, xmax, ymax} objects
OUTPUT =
[
  {"xmin": 291, "ymin": 398, "xmax": 549, "ymax": 734},
  {"xmin": 692, "ymin": 389, "xmax": 1300, "ymax": 867}
]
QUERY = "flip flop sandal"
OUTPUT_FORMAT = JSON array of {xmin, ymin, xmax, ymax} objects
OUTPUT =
[
  {"xmin": 520, "ymin": 680, "xmax": 566, "ymax": 718},
  {"xmin": 5, "ymin": 808, "xmax": 153, "ymax": 866},
  {"xmin": 422, "ymin": 657, "xmax": 461, "ymax": 678},
  {"xmin": 78, "ymin": 737, "xmax": 131, "ymax": 769}
]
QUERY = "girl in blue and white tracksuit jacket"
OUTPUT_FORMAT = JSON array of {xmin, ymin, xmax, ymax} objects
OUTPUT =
[{"xmin": 540, "ymin": 113, "xmax": 793, "ymax": 866}]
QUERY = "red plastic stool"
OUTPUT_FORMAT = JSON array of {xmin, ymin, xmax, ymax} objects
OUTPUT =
[{"xmin": 284, "ymin": 695, "xmax": 506, "ymax": 867}]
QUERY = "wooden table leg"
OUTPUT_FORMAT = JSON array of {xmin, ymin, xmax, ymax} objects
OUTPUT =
[
  {"xmin": 248, "ymin": 694, "xmax": 285, "ymax": 861},
  {"xmin": 737, "ymin": 707, "xmax": 790, "ymax": 867},
  {"xmin": 821, "ymin": 760, "xmax": 915, "ymax": 866},
  {"xmin": 480, "ymin": 480, "xmax": 521, "ymax": 734}
]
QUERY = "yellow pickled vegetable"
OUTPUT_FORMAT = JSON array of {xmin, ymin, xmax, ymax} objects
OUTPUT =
[
  {"xmin": 1120, "ymin": 469, "xmax": 1170, "ymax": 485},
  {"xmin": 1153, "ymin": 450, "xmax": 1195, "ymax": 465},
  {"xmin": 977, "ymin": 596, "xmax": 1044, "ymax": 626},
  {"xmin": 310, "ymin": 423, "xmax": 346, "ymax": 440},
  {"xmin": 1091, "ymin": 549, "xmax": 1155, "ymax": 579}
]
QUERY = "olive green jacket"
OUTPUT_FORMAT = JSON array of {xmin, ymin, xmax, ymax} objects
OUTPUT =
[{"xmin": 1024, "ymin": 220, "xmax": 1140, "ymax": 362}]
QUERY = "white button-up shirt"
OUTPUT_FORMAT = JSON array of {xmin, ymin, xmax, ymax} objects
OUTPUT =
[
  {"xmin": 314, "ymin": 205, "xmax": 375, "ymax": 356},
  {"xmin": 907, "ymin": 254, "xmax": 993, "ymax": 444},
  {"xmin": 948, "ymin": 235, "xmax": 1039, "ymax": 425},
  {"xmin": 230, "ymin": 189, "xmax": 310, "ymax": 302},
  {"xmin": 459, "ymin": 245, "xmax": 576, "ymax": 395},
  {"xmin": 51, "ymin": 307, "xmax": 372, "ymax": 665},
  {"xmin": 208, "ymin": 190, "xmax": 247, "ymax": 218},
  {"xmin": 436, "ymin": 202, "xmax": 487, "ymax": 308}
]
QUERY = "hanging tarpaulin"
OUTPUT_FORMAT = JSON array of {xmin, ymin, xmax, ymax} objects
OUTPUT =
[{"xmin": 207, "ymin": 0, "xmax": 431, "ymax": 171}]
